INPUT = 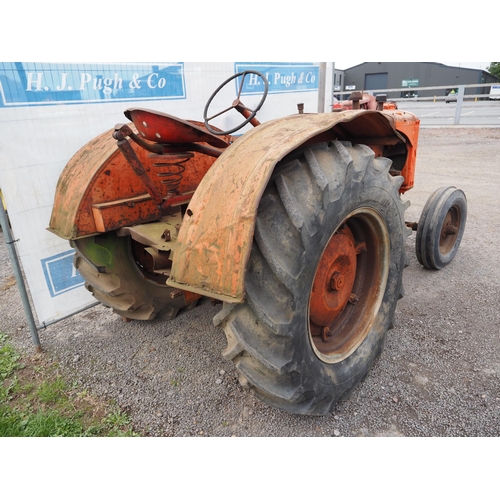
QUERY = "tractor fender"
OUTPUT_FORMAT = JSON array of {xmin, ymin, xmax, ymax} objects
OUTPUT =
[
  {"xmin": 48, "ymin": 126, "xmax": 218, "ymax": 240},
  {"xmin": 168, "ymin": 110, "xmax": 416, "ymax": 303}
]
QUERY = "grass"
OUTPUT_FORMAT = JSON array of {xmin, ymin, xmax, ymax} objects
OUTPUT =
[{"xmin": 0, "ymin": 331, "xmax": 139, "ymax": 437}]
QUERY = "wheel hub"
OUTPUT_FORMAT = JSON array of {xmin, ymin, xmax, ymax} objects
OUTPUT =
[
  {"xmin": 440, "ymin": 206, "xmax": 461, "ymax": 254},
  {"xmin": 308, "ymin": 209, "xmax": 390, "ymax": 364},
  {"xmin": 310, "ymin": 227, "xmax": 357, "ymax": 328}
]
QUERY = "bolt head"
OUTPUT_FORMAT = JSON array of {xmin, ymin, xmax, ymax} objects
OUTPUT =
[{"xmin": 330, "ymin": 272, "xmax": 344, "ymax": 291}]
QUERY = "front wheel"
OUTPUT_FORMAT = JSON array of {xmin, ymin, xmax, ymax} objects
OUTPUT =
[
  {"xmin": 214, "ymin": 140, "xmax": 410, "ymax": 415},
  {"xmin": 416, "ymin": 187, "xmax": 467, "ymax": 270}
]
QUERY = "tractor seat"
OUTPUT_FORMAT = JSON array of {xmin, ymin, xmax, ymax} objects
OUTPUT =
[{"xmin": 124, "ymin": 108, "xmax": 229, "ymax": 149}]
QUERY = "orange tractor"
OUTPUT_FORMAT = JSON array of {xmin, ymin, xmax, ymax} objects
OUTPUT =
[{"xmin": 49, "ymin": 71, "xmax": 467, "ymax": 415}]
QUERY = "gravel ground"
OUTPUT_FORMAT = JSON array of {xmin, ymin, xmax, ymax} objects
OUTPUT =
[{"xmin": 1, "ymin": 126, "xmax": 500, "ymax": 437}]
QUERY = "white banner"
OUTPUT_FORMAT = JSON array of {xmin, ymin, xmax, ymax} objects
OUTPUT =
[{"xmin": 0, "ymin": 62, "xmax": 332, "ymax": 324}]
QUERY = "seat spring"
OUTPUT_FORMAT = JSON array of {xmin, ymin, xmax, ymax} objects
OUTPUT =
[{"xmin": 149, "ymin": 152, "xmax": 193, "ymax": 195}]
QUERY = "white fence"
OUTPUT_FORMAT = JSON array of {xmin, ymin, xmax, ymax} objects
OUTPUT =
[
  {"xmin": 335, "ymin": 83, "xmax": 499, "ymax": 125},
  {"xmin": 335, "ymin": 82, "xmax": 499, "ymax": 102}
]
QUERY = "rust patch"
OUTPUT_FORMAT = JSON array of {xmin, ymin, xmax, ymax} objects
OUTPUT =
[{"xmin": 49, "ymin": 127, "xmax": 218, "ymax": 240}]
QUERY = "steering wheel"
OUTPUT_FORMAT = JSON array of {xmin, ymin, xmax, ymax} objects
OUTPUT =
[{"xmin": 203, "ymin": 71, "xmax": 269, "ymax": 135}]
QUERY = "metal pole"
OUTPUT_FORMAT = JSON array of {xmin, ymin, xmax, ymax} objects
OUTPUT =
[
  {"xmin": 0, "ymin": 198, "xmax": 42, "ymax": 351},
  {"xmin": 37, "ymin": 301, "xmax": 98, "ymax": 330},
  {"xmin": 454, "ymin": 85, "xmax": 465, "ymax": 125},
  {"xmin": 317, "ymin": 62, "xmax": 327, "ymax": 113}
]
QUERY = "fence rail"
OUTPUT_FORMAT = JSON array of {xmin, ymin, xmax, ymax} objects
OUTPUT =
[
  {"xmin": 334, "ymin": 83, "xmax": 500, "ymax": 125},
  {"xmin": 334, "ymin": 82, "xmax": 499, "ymax": 102}
]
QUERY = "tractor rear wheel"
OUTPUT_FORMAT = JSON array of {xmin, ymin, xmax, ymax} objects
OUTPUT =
[
  {"xmin": 73, "ymin": 231, "xmax": 197, "ymax": 320},
  {"xmin": 214, "ymin": 140, "xmax": 410, "ymax": 415}
]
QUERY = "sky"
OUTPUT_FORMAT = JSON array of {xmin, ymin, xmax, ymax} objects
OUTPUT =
[
  {"xmin": 1, "ymin": 5, "xmax": 495, "ymax": 78},
  {"xmin": 1, "ymin": 1, "xmax": 495, "ymax": 67}
]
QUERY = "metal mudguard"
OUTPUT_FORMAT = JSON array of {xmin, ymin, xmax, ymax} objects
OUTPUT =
[
  {"xmin": 48, "ymin": 127, "xmax": 218, "ymax": 240},
  {"xmin": 167, "ymin": 110, "xmax": 417, "ymax": 303}
]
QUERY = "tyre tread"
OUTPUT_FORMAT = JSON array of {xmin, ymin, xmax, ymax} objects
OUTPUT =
[
  {"xmin": 73, "ymin": 233, "xmax": 188, "ymax": 320},
  {"xmin": 220, "ymin": 140, "xmax": 409, "ymax": 414}
]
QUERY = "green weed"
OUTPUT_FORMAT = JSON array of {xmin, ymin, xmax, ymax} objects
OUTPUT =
[
  {"xmin": 0, "ymin": 340, "xmax": 20, "ymax": 380},
  {"xmin": 0, "ymin": 406, "xmax": 84, "ymax": 437},
  {"xmin": 104, "ymin": 409, "xmax": 131, "ymax": 428},
  {"xmin": 0, "ymin": 331, "xmax": 139, "ymax": 437},
  {"xmin": 36, "ymin": 376, "xmax": 67, "ymax": 404}
]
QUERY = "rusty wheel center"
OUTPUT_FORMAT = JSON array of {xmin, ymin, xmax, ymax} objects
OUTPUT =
[
  {"xmin": 440, "ymin": 206, "xmax": 461, "ymax": 254},
  {"xmin": 310, "ymin": 227, "xmax": 357, "ymax": 335},
  {"xmin": 309, "ymin": 209, "xmax": 390, "ymax": 364}
]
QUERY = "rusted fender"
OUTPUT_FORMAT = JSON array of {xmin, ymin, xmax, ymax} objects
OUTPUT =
[
  {"xmin": 48, "ymin": 127, "xmax": 218, "ymax": 240},
  {"xmin": 49, "ymin": 129, "xmax": 126, "ymax": 240},
  {"xmin": 167, "ymin": 110, "xmax": 414, "ymax": 303}
]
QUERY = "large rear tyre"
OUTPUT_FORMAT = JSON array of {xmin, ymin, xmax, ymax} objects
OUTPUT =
[
  {"xmin": 416, "ymin": 187, "xmax": 467, "ymax": 270},
  {"xmin": 73, "ymin": 232, "xmax": 195, "ymax": 320},
  {"xmin": 214, "ymin": 140, "xmax": 410, "ymax": 415}
]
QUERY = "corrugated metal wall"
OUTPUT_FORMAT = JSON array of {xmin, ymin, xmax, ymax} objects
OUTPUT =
[{"xmin": 343, "ymin": 62, "xmax": 497, "ymax": 99}]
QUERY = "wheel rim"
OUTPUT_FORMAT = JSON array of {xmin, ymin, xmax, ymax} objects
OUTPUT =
[
  {"xmin": 309, "ymin": 208, "xmax": 390, "ymax": 364},
  {"xmin": 439, "ymin": 205, "xmax": 461, "ymax": 255}
]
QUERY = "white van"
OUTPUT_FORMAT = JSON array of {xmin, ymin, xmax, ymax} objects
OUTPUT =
[{"xmin": 490, "ymin": 85, "xmax": 500, "ymax": 100}]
